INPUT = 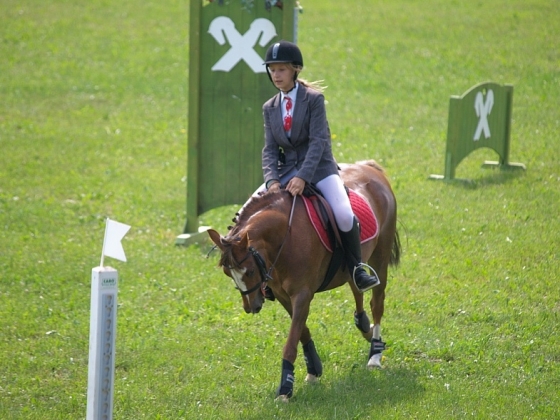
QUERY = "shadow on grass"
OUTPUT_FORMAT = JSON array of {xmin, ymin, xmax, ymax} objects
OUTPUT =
[
  {"xmin": 244, "ymin": 366, "xmax": 424, "ymax": 419},
  {"xmin": 439, "ymin": 165, "xmax": 526, "ymax": 190}
]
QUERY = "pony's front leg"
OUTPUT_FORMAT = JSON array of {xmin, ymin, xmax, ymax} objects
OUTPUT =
[{"xmin": 276, "ymin": 291, "xmax": 312, "ymax": 401}]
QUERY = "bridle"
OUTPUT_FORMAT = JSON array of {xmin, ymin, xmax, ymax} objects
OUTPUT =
[
  {"xmin": 235, "ymin": 246, "xmax": 272, "ymax": 296},
  {"xmin": 227, "ymin": 194, "xmax": 297, "ymax": 297}
]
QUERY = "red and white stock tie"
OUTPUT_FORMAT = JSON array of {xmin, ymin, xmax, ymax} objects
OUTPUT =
[{"xmin": 283, "ymin": 96, "xmax": 292, "ymax": 132}]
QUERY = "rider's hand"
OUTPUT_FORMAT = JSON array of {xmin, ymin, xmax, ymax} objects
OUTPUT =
[
  {"xmin": 267, "ymin": 182, "xmax": 281, "ymax": 193},
  {"xmin": 286, "ymin": 177, "xmax": 305, "ymax": 196}
]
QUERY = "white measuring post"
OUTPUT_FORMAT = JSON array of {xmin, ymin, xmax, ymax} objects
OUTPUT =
[
  {"xmin": 87, "ymin": 266, "xmax": 118, "ymax": 420},
  {"xmin": 87, "ymin": 218, "xmax": 130, "ymax": 420}
]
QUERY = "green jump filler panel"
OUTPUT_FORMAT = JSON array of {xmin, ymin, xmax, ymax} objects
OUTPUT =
[
  {"xmin": 430, "ymin": 82, "xmax": 525, "ymax": 181},
  {"xmin": 177, "ymin": 0, "xmax": 297, "ymax": 245}
]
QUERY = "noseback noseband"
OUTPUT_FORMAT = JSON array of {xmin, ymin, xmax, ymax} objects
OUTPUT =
[{"xmin": 235, "ymin": 247, "xmax": 273, "ymax": 296}]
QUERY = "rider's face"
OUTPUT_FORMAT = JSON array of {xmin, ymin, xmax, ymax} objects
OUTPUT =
[{"xmin": 268, "ymin": 63, "xmax": 296, "ymax": 92}]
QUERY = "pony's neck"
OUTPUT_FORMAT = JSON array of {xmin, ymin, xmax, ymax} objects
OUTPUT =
[{"xmin": 232, "ymin": 191, "xmax": 292, "ymax": 245}]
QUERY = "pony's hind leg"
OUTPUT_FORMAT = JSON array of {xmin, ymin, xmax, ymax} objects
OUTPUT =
[
  {"xmin": 350, "ymin": 284, "xmax": 385, "ymax": 369},
  {"xmin": 349, "ymin": 270, "xmax": 378, "ymax": 342},
  {"xmin": 302, "ymin": 338, "xmax": 322, "ymax": 384},
  {"xmin": 354, "ymin": 306, "xmax": 373, "ymax": 341},
  {"xmin": 294, "ymin": 316, "xmax": 323, "ymax": 384},
  {"xmin": 349, "ymin": 283, "xmax": 371, "ymax": 340},
  {"xmin": 367, "ymin": 267, "xmax": 387, "ymax": 369}
]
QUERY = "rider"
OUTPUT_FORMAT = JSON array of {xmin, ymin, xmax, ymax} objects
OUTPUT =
[{"xmin": 254, "ymin": 40, "xmax": 380, "ymax": 293}]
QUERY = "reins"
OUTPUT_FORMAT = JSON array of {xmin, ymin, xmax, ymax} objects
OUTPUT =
[
  {"xmin": 235, "ymin": 194, "xmax": 297, "ymax": 295},
  {"xmin": 266, "ymin": 193, "xmax": 297, "ymax": 276}
]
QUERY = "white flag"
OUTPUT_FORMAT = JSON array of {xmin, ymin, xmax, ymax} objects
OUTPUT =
[{"xmin": 102, "ymin": 218, "xmax": 131, "ymax": 263}]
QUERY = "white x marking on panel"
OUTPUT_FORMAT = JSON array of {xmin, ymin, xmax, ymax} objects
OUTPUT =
[
  {"xmin": 473, "ymin": 89, "xmax": 494, "ymax": 141},
  {"xmin": 208, "ymin": 17, "xmax": 277, "ymax": 73}
]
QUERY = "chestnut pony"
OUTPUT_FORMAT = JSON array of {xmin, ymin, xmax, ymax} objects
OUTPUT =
[{"xmin": 208, "ymin": 160, "xmax": 400, "ymax": 401}]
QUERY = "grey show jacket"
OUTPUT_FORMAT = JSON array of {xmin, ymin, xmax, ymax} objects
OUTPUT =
[{"xmin": 262, "ymin": 84, "xmax": 338, "ymax": 186}]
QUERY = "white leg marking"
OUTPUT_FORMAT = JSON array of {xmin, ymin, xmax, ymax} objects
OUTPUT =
[
  {"xmin": 367, "ymin": 324, "xmax": 383, "ymax": 369},
  {"xmin": 367, "ymin": 353, "xmax": 383, "ymax": 369}
]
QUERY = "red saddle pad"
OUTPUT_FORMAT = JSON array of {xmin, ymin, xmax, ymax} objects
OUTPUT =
[{"xmin": 301, "ymin": 190, "xmax": 378, "ymax": 253}]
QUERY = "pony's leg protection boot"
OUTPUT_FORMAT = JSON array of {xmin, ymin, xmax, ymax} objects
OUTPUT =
[
  {"xmin": 303, "ymin": 339, "xmax": 322, "ymax": 378},
  {"xmin": 276, "ymin": 359, "xmax": 295, "ymax": 398},
  {"xmin": 340, "ymin": 217, "xmax": 380, "ymax": 293},
  {"xmin": 369, "ymin": 337, "xmax": 386, "ymax": 359}
]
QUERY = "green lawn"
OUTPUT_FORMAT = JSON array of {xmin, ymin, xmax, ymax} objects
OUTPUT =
[{"xmin": 1, "ymin": 0, "xmax": 559, "ymax": 418}]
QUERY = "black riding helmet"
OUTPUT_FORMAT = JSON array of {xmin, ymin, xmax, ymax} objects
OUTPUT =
[
  {"xmin": 264, "ymin": 40, "xmax": 303, "ymax": 86},
  {"xmin": 264, "ymin": 40, "xmax": 304, "ymax": 66}
]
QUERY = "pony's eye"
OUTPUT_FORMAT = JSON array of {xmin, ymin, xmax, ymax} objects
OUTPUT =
[{"xmin": 246, "ymin": 269, "xmax": 255, "ymax": 277}]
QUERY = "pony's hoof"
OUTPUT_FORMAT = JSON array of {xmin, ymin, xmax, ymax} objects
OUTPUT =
[
  {"xmin": 275, "ymin": 395, "xmax": 290, "ymax": 403},
  {"xmin": 367, "ymin": 353, "xmax": 383, "ymax": 369},
  {"xmin": 305, "ymin": 373, "xmax": 319, "ymax": 384}
]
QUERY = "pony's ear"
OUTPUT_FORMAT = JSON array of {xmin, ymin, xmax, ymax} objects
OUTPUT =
[
  {"xmin": 238, "ymin": 232, "xmax": 249, "ymax": 249},
  {"xmin": 207, "ymin": 229, "xmax": 224, "ymax": 250}
]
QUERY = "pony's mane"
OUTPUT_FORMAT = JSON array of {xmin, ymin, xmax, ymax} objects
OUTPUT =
[
  {"xmin": 218, "ymin": 190, "xmax": 289, "ymax": 269},
  {"xmin": 227, "ymin": 190, "xmax": 290, "ymax": 235}
]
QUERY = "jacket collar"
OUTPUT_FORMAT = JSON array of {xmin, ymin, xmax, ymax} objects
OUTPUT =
[
  {"xmin": 289, "ymin": 84, "xmax": 308, "ymax": 141},
  {"xmin": 271, "ymin": 84, "xmax": 309, "ymax": 143}
]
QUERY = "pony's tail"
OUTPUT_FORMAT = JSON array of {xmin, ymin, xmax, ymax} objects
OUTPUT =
[{"xmin": 390, "ymin": 229, "xmax": 401, "ymax": 267}]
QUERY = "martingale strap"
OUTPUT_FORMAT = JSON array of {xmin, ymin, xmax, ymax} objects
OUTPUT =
[
  {"xmin": 249, "ymin": 246, "xmax": 272, "ymax": 283},
  {"xmin": 252, "ymin": 194, "xmax": 296, "ymax": 282}
]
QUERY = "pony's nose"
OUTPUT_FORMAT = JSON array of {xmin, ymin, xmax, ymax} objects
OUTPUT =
[{"xmin": 252, "ymin": 305, "xmax": 262, "ymax": 314}]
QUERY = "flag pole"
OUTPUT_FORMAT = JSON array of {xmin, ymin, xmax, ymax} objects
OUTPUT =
[
  {"xmin": 88, "ymin": 217, "xmax": 129, "ymax": 420},
  {"xmin": 100, "ymin": 218, "xmax": 109, "ymax": 268}
]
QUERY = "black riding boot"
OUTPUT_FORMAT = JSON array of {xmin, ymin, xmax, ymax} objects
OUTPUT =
[{"xmin": 340, "ymin": 217, "xmax": 380, "ymax": 293}]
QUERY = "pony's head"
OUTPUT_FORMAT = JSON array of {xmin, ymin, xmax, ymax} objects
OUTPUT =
[
  {"xmin": 208, "ymin": 229, "xmax": 266, "ymax": 314},
  {"xmin": 207, "ymin": 191, "xmax": 293, "ymax": 313}
]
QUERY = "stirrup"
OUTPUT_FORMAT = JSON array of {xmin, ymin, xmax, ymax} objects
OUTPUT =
[{"xmin": 352, "ymin": 263, "xmax": 380, "ymax": 292}]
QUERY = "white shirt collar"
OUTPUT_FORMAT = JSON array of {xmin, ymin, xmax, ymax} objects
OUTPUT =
[{"xmin": 280, "ymin": 82, "xmax": 299, "ymax": 103}]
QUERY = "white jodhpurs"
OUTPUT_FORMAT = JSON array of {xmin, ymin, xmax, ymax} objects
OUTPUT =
[
  {"xmin": 315, "ymin": 174, "xmax": 354, "ymax": 232},
  {"xmin": 253, "ymin": 172, "xmax": 355, "ymax": 232}
]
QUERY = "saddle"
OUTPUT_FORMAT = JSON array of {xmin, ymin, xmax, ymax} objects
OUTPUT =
[
  {"xmin": 301, "ymin": 185, "xmax": 379, "ymax": 292},
  {"xmin": 302, "ymin": 188, "xmax": 378, "ymax": 252}
]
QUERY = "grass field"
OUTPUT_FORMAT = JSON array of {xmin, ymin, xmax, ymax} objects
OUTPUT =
[{"xmin": 1, "ymin": 0, "xmax": 559, "ymax": 418}]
